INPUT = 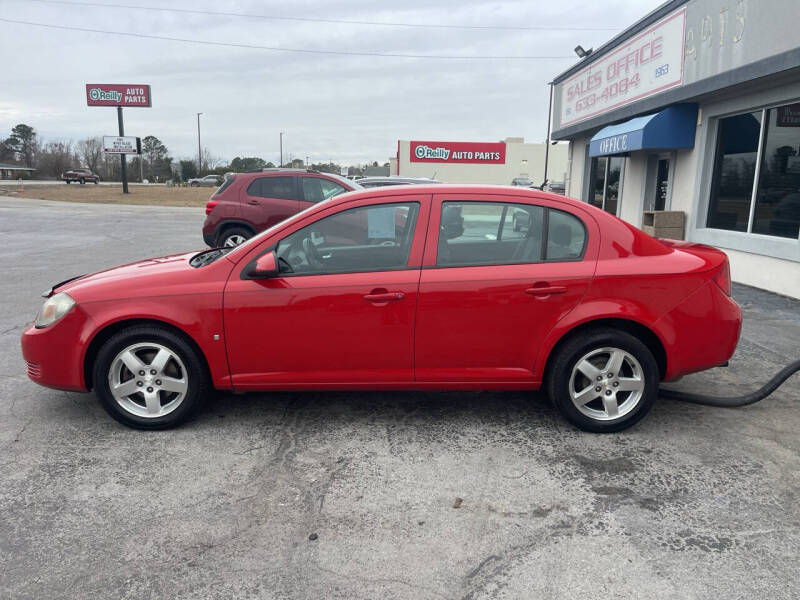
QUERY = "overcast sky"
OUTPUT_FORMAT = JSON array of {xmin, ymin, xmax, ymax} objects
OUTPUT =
[{"xmin": 1, "ymin": 0, "xmax": 662, "ymax": 166}]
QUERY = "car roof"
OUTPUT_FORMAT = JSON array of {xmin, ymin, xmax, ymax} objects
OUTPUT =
[
  {"xmin": 358, "ymin": 177, "xmax": 440, "ymax": 183},
  {"xmin": 332, "ymin": 183, "xmax": 591, "ymax": 209}
]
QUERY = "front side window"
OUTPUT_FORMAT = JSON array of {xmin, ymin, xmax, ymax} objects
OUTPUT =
[
  {"xmin": 436, "ymin": 201, "xmax": 585, "ymax": 267},
  {"xmin": 276, "ymin": 202, "xmax": 419, "ymax": 275},
  {"xmin": 302, "ymin": 177, "xmax": 348, "ymax": 203},
  {"xmin": 247, "ymin": 176, "xmax": 295, "ymax": 200}
]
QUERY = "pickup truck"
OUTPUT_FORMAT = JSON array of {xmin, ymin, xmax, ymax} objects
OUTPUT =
[{"xmin": 62, "ymin": 169, "xmax": 100, "ymax": 184}]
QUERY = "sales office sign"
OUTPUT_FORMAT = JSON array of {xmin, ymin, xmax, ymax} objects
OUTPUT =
[
  {"xmin": 410, "ymin": 141, "xmax": 506, "ymax": 164},
  {"xmin": 86, "ymin": 84, "xmax": 151, "ymax": 107},
  {"xmin": 559, "ymin": 8, "xmax": 686, "ymax": 127}
]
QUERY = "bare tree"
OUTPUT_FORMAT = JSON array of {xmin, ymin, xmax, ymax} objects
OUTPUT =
[
  {"xmin": 200, "ymin": 147, "xmax": 221, "ymax": 174},
  {"xmin": 77, "ymin": 136, "xmax": 103, "ymax": 173},
  {"xmin": 37, "ymin": 141, "xmax": 77, "ymax": 178}
]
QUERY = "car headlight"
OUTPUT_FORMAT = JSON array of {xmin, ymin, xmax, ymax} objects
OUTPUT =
[{"xmin": 35, "ymin": 293, "xmax": 76, "ymax": 328}]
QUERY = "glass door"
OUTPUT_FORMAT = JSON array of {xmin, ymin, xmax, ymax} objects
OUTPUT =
[{"xmin": 587, "ymin": 156, "xmax": 623, "ymax": 215}]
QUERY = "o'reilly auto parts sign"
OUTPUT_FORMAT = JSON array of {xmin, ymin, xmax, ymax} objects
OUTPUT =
[
  {"xmin": 410, "ymin": 141, "xmax": 506, "ymax": 164},
  {"xmin": 86, "ymin": 84, "xmax": 152, "ymax": 107}
]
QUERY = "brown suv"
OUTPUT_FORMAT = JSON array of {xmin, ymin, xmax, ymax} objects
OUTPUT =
[{"xmin": 202, "ymin": 169, "xmax": 360, "ymax": 247}]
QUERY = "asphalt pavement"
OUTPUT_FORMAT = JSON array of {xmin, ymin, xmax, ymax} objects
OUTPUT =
[{"xmin": 1, "ymin": 196, "xmax": 799, "ymax": 599}]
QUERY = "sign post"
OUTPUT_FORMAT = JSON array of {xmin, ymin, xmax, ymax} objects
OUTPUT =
[
  {"xmin": 86, "ymin": 84, "xmax": 151, "ymax": 194},
  {"xmin": 117, "ymin": 106, "xmax": 128, "ymax": 193}
]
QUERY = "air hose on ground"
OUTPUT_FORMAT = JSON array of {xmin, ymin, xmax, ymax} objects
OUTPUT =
[{"xmin": 659, "ymin": 360, "xmax": 800, "ymax": 407}]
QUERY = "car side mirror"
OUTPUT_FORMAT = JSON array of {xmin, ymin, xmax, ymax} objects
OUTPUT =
[{"xmin": 249, "ymin": 251, "xmax": 279, "ymax": 278}]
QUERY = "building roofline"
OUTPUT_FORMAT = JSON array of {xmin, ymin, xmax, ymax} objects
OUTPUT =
[{"xmin": 550, "ymin": 0, "xmax": 687, "ymax": 85}]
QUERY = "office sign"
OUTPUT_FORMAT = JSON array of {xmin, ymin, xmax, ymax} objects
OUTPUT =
[
  {"xmin": 86, "ymin": 84, "xmax": 152, "ymax": 107},
  {"xmin": 410, "ymin": 141, "xmax": 505, "ymax": 164},
  {"xmin": 103, "ymin": 136, "xmax": 141, "ymax": 154},
  {"xmin": 559, "ymin": 9, "xmax": 685, "ymax": 127}
]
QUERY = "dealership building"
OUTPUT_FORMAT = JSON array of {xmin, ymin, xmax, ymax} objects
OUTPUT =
[
  {"xmin": 391, "ymin": 138, "xmax": 568, "ymax": 187},
  {"xmin": 551, "ymin": 0, "xmax": 800, "ymax": 298}
]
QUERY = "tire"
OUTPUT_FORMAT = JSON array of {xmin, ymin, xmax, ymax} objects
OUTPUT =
[
  {"xmin": 217, "ymin": 226, "xmax": 252, "ymax": 247},
  {"xmin": 190, "ymin": 182, "xmax": 199, "ymax": 187},
  {"xmin": 92, "ymin": 325, "xmax": 209, "ymax": 430},
  {"xmin": 546, "ymin": 327, "xmax": 658, "ymax": 433},
  {"xmin": 93, "ymin": 179, "xmax": 99, "ymax": 185},
  {"xmin": 66, "ymin": 180, "xmax": 71, "ymax": 184},
  {"xmin": 79, "ymin": 178, "xmax": 85, "ymax": 184}
]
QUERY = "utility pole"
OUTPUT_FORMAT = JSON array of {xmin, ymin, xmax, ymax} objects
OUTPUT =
[
  {"xmin": 197, "ymin": 112, "xmax": 203, "ymax": 175},
  {"xmin": 306, "ymin": 155, "xmax": 309, "ymax": 169},
  {"xmin": 279, "ymin": 131, "xmax": 284, "ymax": 168},
  {"xmin": 117, "ymin": 106, "xmax": 128, "ymax": 193}
]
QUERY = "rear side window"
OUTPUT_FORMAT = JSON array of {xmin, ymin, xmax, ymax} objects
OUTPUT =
[
  {"xmin": 213, "ymin": 174, "xmax": 236, "ymax": 196},
  {"xmin": 247, "ymin": 176, "xmax": 296, "ymax": 200},
  {"xmin": 301, "ymin": 177, "xmax": 348, "ymax": 203},
  {"xmin": 547, "ymin": 209, "xmax": 586, "ymax": 260},
  {"xmin": 437, "ymin": 201, "xmax": 585, "ymax": 267}
]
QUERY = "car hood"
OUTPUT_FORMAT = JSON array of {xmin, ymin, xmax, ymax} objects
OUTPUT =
[{"xmin": 51, "ymin": 250, "xmax": 233, "ymax": 303}]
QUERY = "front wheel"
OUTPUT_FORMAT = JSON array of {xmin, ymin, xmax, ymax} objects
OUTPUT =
[
  {"xmin": 65, "ymin": 180, "xmax": 71, "ymax": 184},
  {"xmin": 93, "ymin": 325, "xmax": 209, "ymax": 429},
  {"xmin": 79, "ymin": 178, "xmax": 85, "ymax": 184},
  {"xmin": 546, "ymin": 328, "xmax": 658, "ymax": 433}
]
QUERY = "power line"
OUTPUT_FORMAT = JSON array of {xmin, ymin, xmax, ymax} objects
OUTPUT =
[
  {"xmin": 0, "ymin": 18, "xmax": 579, "ymax": 59},
  {"xmin": 23, "ymin": 0, "xmax": 622, "ymax": 32}
]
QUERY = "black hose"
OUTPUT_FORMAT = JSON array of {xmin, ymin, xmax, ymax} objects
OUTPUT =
[{"xmin": 659, "ymin": 360, "xmax": 800, "ymax": 406}]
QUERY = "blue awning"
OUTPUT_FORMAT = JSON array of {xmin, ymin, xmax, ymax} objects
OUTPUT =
[{"xmin": 589, "ymin": 104, "xmax": 698, "ymax": 157}]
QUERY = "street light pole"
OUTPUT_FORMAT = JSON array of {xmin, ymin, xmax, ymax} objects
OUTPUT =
[
  {"xmin": 279, "ymin": 131, "xmax": 284, "ymax": 168},
  {"xmin": 197, "ymin": 112, "xmax": 203, "ymax": 175}
]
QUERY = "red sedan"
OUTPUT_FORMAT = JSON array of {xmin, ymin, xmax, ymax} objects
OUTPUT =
[{"xmin": 21, "ymin": 186, "xmax": 741, "ymax": 432}]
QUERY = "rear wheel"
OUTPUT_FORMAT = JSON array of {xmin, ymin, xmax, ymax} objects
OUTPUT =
[
  {"xmin": 79, "ymin": 178, "xmax": 85, "ymax": 184},
  {"xmin": 93, "ymin": 325, "xmax": 208, "ymax": 429},
  {"xmin": 546, "ymin": 328, "xmax": 658, "ymax": 433},
  {"xmin": 66, "ymin": 180, "xmax": 71, "ymax": 184},
  {"xmin": 218, "ymin": 226, "xmax": 252, "ymax": 247}
]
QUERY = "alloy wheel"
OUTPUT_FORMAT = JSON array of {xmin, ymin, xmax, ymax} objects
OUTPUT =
[
  {"xmin": 107, "ymin": 342, "xmax": 189, "ymax": 418},
  {"xmin": 568, "ymin": 346, "xmax": 645, "ymax": 421},
  {"xmin": 223, "ymin": 234, "xmax": 247, "ymax": 247}
]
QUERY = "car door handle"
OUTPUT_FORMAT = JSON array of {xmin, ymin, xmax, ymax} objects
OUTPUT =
[
  {"xmin": 247, "ymin": 199, "xmax": 260, "ymax": 205},
  {"xmin": 364, "ymin": 292, "xmax": 405, "ymax": 303},
  {"xmin": 525, "ymin": 285, "xmax": 567, "ymax": 296}
]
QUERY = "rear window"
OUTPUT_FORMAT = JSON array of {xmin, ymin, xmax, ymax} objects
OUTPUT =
[{"xmin": 247, "ymin": 176, "xmax": 296, "ymax": 200}]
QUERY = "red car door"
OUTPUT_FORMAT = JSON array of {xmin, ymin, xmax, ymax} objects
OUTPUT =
[
  {"xmin": 240, "ymin": 175, "xmax": 302, "ymax": 231},
  {"xmin": 414, "ymin": 193, "xmax": 598, "ymax": 383},
  {"xmin": 223, "ymin": 194, "xmax": 431, "ymax": 388}
]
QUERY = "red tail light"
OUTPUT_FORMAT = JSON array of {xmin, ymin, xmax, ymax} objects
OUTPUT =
[
  {"xmin": 205, "ymin": 200, "xmax": 219, "ymax": 216},
  {"xmin": 712, "ymin": 260, "xmax": 731, "ymax": 296}
]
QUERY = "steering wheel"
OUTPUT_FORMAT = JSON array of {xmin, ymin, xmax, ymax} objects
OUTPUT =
[{"xmin": 302, "ymin": 236, "xmax": 324, "ymax": 269}]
